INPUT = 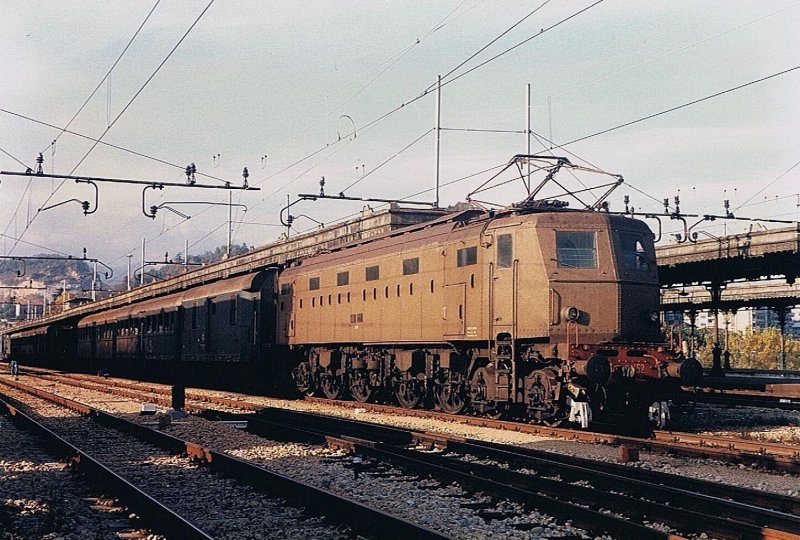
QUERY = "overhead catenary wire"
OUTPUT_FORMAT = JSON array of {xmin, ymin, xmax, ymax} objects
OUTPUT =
[
  {"xmin": 438, "ymin": 0, "xmax": 604, "ymax": 88},
  {"xmin": 423, "ymin": 0, "xmax": 554, "ymax": 93},
  {"xmin": 223, "ymin": 0, "xmax": 478, "ymax": 159},
  {"xmin": 557, "ymin": 65, "xmax": 800, "ymax": 148},
  {"xmin": 3, "ymin": 0, "xmax": 216, "ymax": 265},
  {"xmin": 0, "ymin": 145, "xmax": 31, "ymax": 170},
  {"xmin": 249, "ymin": 0, "xmax": 605, "ymax": 194},
  {"xmin": 0, "ymin": 233, "xmax": 74, "ymax": 257},
  {"xmin": 39, "ymin": 0, "xmax": 161, "ymax": 154},
  {"xmin": 733, "ymin": 159, "xmax": 800, "ymax": 212},
  {"xmin": 340, "ymin": 128, "xmax": 433, "ymax": 194},
  {"xmin": 212, "ymin": 2, "xmax": 611, "ymax": 255},
  {"xmin": 236, "ymin": 63, "xmax": 800, "ymax": 253},
  {"xmin": 542, "ymin": 2, "xmax": 799, "ymax": 106},
  {"xmin": 0, "ymin": 108, "xmax": 229, "ymax": 185}
]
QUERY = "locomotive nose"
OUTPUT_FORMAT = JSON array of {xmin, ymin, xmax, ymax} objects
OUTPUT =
[{"xmin": 678, "ymin": 357, "xmax": 703, "ymax": 385}]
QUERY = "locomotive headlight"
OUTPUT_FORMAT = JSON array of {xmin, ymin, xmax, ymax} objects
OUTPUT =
[
  {"xmin": 649, "ymin": 310, "xmax": 660, "ymax": 323},
  {"xmin": 562, "ymin": 306, "xmax": 580, "ymax": 321}
]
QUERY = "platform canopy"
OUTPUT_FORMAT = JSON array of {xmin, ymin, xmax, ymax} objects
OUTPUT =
[{"xmin": 656, "ymin": 225, "xmax": 800, "ymax": 288}]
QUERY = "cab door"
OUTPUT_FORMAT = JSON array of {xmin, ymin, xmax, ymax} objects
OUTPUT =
[
  {"xmin": 490, "ymin": 232, "xmax": 516, "ymax": 338},
  {"xmin": 443, "ymin": 283, "xmax": 466, "ymax": 336}
]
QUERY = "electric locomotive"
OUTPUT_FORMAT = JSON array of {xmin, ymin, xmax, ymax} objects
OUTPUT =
[{"xmin": 282, "ymin": 199, "xmax": 701, "ymax": 425}]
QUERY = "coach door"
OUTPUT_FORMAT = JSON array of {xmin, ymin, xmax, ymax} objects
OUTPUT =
[{"xmin": 490, "ymin": 232, "xmax": 516, "ymax": 338}]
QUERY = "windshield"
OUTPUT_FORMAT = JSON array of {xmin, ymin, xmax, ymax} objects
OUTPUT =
[
  {"xmin": 619, "ymin": 232, "xmax": 652, "ymax": 272},
  {"xmin": 556, "ymin": 231, "xmax": 597, "ymax": 268}
]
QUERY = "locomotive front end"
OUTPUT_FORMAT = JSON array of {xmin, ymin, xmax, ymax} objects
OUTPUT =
[{"xmin": 535, "ymin": 212, "xmax": 701, "ymax": 425}]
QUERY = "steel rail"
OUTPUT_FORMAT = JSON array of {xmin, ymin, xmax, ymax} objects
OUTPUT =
[
  {"xmin": 681, "ymin": 392, "xmax": 800, "ymax": 411},
  {"xmin": 243, "ymin": 408, "xmax": 800, "ymax": 536},
  {"xmin": 20, "ymin": 369, "xmax": 800, "ymax": 471},
  {"xmin": 221, "ymin": 408, "xmax": 800, "ymax": 540},
  {"xmin": 0, "ymin": 393, "xmax": 213, "ymax": 540},
  {"xmin": 0, "ymin": 377, "xmax": 452, "ymax": 540}
]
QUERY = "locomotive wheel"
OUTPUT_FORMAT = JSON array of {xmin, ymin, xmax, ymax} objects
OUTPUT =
[
  {"xmin": 321, "ymin": 375, "xmax": 343, "ymax": 400},
  {"xmin": 435, "ymin": 382, "xmax": 467, "ymax": 414},
  {"xmin": 292, "ymin": 362, "xmax": 316, "ymax": 396},
  {"xmin": 349, "ymin": 369, "xmax": 375, "ymax": 403},
  {"xmin": 395, "ymin": 376, "xmax": 424, "ymax": 409}
]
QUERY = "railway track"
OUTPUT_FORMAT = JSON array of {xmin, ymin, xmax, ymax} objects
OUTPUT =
[
  {"xmin": 681, "ymin": 391, "xmax": 800, "ymax": 411},
  {"xmin": 9, "ymin": 369, "xmax": 800, "ymax": 538},
  {"xmin": 15, "ymin": 367, "xmax": 800, "ymax": 472},
  {"xmin": 0, "ymin": 404, "xmax": 157, "ymax": 539},
  {"xmin": 0, "ymin": 377, "xmax": 449, "ymax": 540},
  {"xmin": 216, "ymin": 406, "xmax": 800, "ymax": 540}
]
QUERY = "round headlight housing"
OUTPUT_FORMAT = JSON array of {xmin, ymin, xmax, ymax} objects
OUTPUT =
[{"xmin": 562, "ymin": 306, "xmax": 579, "ymax": 321}]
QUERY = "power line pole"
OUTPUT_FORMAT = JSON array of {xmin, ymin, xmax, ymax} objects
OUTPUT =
[
  {"xmin": 127, "ymin": 254, "xmax": 132, "ymax": 291},
  {"xmin": 227, "ymin": 190, "xmax": 232, "ymax": 257},
  {"xmin": 525, "ymin": 83, "xmax": 531, "ymax": 194},
  {"xmin": 434, "ymin": 74, "xmax": 441, "ymax": 208}
]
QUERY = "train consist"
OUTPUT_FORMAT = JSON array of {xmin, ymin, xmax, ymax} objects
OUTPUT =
[{"xmin": 5, "ymin": 157, "xmax": 702, "ymax": 427}]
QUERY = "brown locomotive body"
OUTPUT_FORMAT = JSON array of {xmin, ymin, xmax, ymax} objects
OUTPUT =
[{"xmin": 281, "ymin": 201, "xmax": 701, "ymax": 424}]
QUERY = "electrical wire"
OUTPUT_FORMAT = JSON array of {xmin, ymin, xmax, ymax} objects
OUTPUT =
[
  {"xmin": 0, "ymin": 108, "xmax": 229, "ymax": 184},
  {"xmin": 249, "ymin": 1, "xmax": 604, "ymax": 194},
  {"xmin": 40, "ymin": 0, "xmax": 161, "ymax": 154},
  {"xmin": 424, "ymin": 0, "xmax": 553, "ymax": 93},
  {"xmin": 223, "ymin": 0, "xmax": 477, "ymax": 159},
  {"xmin": 0, "ymin": 145, "xmax": 31, "ymax": 170},
  {"xmin": 733, "ymin": 159, "xmax": 800, "ymax": 212},
  {"xmin": 3, "ymin": 0, "xmax": 216, "ymax": 265},
  {"xmin": 341, "ymin": 128, "xmax": 433, "ymax": 193},
  {"xmin": 558, "ymin": 65, "xmax": 800, "ymax": 148},
  {"xmin": 66, "ymin": 0, "xmax": 216, "ymax": 178},
  {"xmin": 0, "ymin": 233, "xmax": 74, "ymax": 257},
  {"xmin": 440, "ymin": 0, "xmax": 604, "ymax": 87},
  {"xmin": 543, "ymin": 2, "xmax": 799, "ymax": 106}
]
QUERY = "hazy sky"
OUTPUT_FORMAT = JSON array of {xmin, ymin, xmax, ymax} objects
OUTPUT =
[{"xmin": 1, "ymin": 1, "xmax": 798, "ymax": 282}]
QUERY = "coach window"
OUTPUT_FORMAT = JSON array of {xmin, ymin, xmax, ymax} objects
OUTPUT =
[
  {"xmin": 309, "ymin": 277, "xmax": 320, "ymax": 290},
  {"xmin": 457, "ymin": 246, "xmax": 477, "ymax": 267},
  {"xmin": 366, "ymin": 265, "xmax": 379, "ymax": 281},
  {"xmin": 556, "ymin": 231, "xmax": 597, "ymax": 268},
  {"xmin": 497, "ymin": 234, "xmax": 513, "ymax": 268},
  {"xmin": 337, "ymin": 271, "xmax": 349, "ymax": 286},
  {"xmin": 402, "ymin": 257, "xmax": 419, "ymax": 275}
]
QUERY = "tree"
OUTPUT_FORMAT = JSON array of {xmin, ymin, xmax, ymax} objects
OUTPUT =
[{"xmin": 696, "ymin": 327, "xmax": 800, "ymax": 370}]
